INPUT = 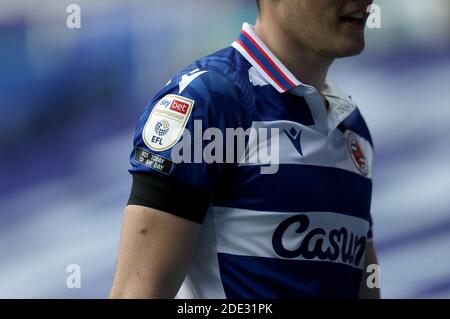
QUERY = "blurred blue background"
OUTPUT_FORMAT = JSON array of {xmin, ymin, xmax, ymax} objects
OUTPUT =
[{"xmin": 0, "ymin": 0, "xmax": 449, "ymax": 298}]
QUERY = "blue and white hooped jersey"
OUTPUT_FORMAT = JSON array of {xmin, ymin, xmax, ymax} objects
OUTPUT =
[{"xmin": 129, "ymin": 23, "xmax": 374, "ymax": 298}]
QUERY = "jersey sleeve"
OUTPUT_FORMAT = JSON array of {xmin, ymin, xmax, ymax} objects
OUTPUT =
[{"xmin": 127, "ymin": 68, "xmax": 240, "ymax": 223}]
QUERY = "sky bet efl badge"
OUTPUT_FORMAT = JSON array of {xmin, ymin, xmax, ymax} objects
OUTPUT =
[
  {"xmin": 143, "ymin": 94, "xmax": 194, "ymax": 152},
  {"xmin": 347, "ymin": 132, "xmax": 368, "ymax": 176}
]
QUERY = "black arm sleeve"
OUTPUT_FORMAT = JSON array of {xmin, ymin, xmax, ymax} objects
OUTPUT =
[{"xmin": 127, "ymin": 173, "xmax": 212, "ymax": 224}]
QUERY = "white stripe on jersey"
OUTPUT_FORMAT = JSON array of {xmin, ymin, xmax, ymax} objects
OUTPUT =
[
  {"xmin": 239, "ymin": 121, "xmax": 374, "ymax": 178},
  {"xmin": 213, "ymin": 207, "xmax": 370, "ymax": 269}
]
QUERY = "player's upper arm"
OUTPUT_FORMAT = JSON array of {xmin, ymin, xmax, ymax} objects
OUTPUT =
[
  {"xmin": 109, "ymin": 204, "xmax": 201, "ymax": 299},
  {"xmin": 110, "ymin": 67, "xmax": 241, "ymax": 298}
]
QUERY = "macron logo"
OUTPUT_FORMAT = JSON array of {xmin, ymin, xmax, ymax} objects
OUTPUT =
[{"xmin": 284, "ymin": 127, "xmax": 303, "ymax": 156}]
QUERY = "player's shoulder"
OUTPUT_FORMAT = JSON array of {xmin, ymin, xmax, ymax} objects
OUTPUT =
[
  {"xmin": 163, "ymin": 46, "xmax": 251, "ymax": 102},
  {"xmin": 140, "ymin": 46, "xmax": 254, "ymax": 137},
  {"xmin": 146, "ymin": 46, "xmax": 253, "ymax": 125},
  {"xmin": 198, "ymin": 46, "xmax": 253, "ymax": 87}
]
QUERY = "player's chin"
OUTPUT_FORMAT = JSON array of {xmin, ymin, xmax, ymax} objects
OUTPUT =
[{"xmin": 332, "ymin": 36, "xmax": 366, "ymax": 58}]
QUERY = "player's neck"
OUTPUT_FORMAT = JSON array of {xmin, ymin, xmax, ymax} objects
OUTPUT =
[{"xmin": 254, "ymin": 19, "xmax": 333, "ymax": 93}]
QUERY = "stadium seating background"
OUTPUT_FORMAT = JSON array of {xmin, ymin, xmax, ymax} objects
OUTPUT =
[{"xmin": 0, "ymin": 0, "xmax": 449, "ymax": 298}]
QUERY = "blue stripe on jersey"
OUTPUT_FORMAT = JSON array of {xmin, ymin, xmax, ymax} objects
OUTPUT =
[
  {"xmin": 339, "ymin": 108, "xmax": 374, "ymax": 147},
  {"xmin": 218, "ymin": 253, "xmax": 362, "ymax": 298},
  {"xmin": 214, "ymin": 164, "xmax": 372, "ymax": 223},
  {"xmin": 252, "ymin": 86, "xmax": 315, "ymax": 125}
]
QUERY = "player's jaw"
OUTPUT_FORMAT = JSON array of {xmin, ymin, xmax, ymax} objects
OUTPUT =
[
  {"xmin": 281, "ymin": 0, "xmax": 374, "ymax": 58},
  {"xmin": 333, "ymin": 0, "xmax": 373, "ymax": 57}
]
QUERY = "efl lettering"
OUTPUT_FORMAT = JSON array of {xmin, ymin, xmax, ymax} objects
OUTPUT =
[{"xmin": 151, "ymin": 136, "xmax": 163, "ymax": 145}]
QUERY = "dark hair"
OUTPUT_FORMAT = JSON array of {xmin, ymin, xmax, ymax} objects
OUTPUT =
[{"xmin": 256, "ymin": 0, "xmax": 260, "ymax": 11}]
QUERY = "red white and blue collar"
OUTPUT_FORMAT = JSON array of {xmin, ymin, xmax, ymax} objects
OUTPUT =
[{"xmin": 232, "ymin": 23, "xmax": 302, "ymax": 93}]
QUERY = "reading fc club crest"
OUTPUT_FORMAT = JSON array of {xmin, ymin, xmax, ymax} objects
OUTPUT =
[{"xmin": 347, "ymin": 133, "xmax": 368, "ymax": 176}]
